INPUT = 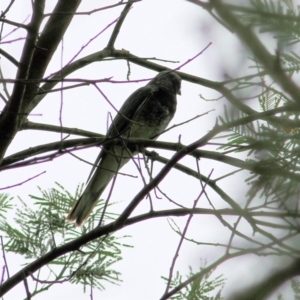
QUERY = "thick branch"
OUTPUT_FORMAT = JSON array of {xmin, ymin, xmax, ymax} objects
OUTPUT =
[
  {"xmin": 0, "ymin": 1, "xmax": 45, "ymax": 161},
  {"xmin": 0, "ymin": 0, "xmax": 82, "ymax": 164},
  {"xmin": 229, "ymin": 258, "xmax": 300, "ymax": 300},
  {"xmin": 3, "ymin": 104, "xmax": 300, "ymax": 183},
  {"xmin": 22, "ymin": 0, "xmax": 81, "ymax": 113}
]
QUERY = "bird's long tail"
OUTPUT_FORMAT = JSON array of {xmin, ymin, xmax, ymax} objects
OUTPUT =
[{"xmin": 66, "ymin": 146, "xmax": 131, "ymax": 226}]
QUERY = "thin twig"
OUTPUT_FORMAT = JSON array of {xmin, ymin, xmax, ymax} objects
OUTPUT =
[
  {"xmin": 0, "ymin": 37, "xmax": 26, "ymax": 44},
  {"xmin": 64, "ymin": 17, "xmax": 119, "ymax": 68},
  {"xmin": 214, "ymin": 168, "xmax": 243, "ymax": 182},
  {"xmin": 0, "ymin": 0, "xmax": 15, "ymax": 19},
  {"xmin": 23, "ymin": 273, "xmax": 31, "ymax": 299},
  {"xmin": 30, "ymin": 274, "xmax": 68, "ymax": 284},
  {"xmin": 0, "ymin": 93, "xmax": 7, "ymax": 104},
  {"xmin": 90, "ymin": 274, "xmax": 93, "ymax": 300},
  {"xmin": 43, "ymin": 1, "xmax": 141, "ymax": 16},
  {"xmin": 153, "ymin": 110, "xmax": 215, "ymax": 139},
  {"xmin": 37, "ymin": 82, "xmax": 90, "ymax": 94},
  {"xmin": 164, "ymin": 169, "xmax": 214, "ymax": 295},
  {"xmin": 1, "ymin": 266, "xmax": 5, "ymax": 285},
  {"xmin": 136, "ymin": 150, "xmax": 153, "ymax": 210},
  {"xmin": 0, "ymin": 64, "xmax": 11, "ymax": 100},
  {"xmin": 59, "ymin": 38, "xmax": 64, "ymax": 142},
  {"xmin": 0, "ymin": 48, "xmax": 19, "ymax": 66},
  {"xmin": 0, "ymin": 236, "xmax": 9, "ymax": 279},
  {"xmin": 174, "ymin": 43, "xmax": 212, "ymax": 71},
  {"xmin": 106, "ymin": 0, "xmax": 134, "ymax": 49},
  {"xmin": 0, "ymin": 171, "xmax": 45, "ymax": 190}
]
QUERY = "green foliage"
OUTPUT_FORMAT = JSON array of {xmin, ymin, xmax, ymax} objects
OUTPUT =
[
  {"xmin": 161, "ymin": 264, "xmax": 225, "ymax": 300},
  {"xmin": 0, "ymin": 193, "xmax": 13, "ymax": 219},
  {"xmin": 217, "ymin": 55, "xmax": 300, "ymax": 213},
  {"xmin": 218, "ymin": 105, "xmax": 262, "ymax": 154},
  {"xmin": 0, "ymin": 183, "xmax": 131, "ymax": 296},
  {"xmin": 281, "ymin": 52, "xmax": 300, "ymax": 75},
  {"xmin": 277, "ymin": 293, "xmax": 284, "ymax": 300},
  {"xmin": 240, "ymin": 0, "xmax": 300, "ymax": 46},
  {"xmin": 292, "ymin": 278, "xmax": 300, "ymax": 300},
  {"xmin": 276, "ymin": 278, "xmax": 300, "ymax": 299}
]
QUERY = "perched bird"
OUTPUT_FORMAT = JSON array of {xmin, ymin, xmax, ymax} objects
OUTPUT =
[{"xmin": 67, "ymin": 70, "xmax": 181, "ymax": 226}]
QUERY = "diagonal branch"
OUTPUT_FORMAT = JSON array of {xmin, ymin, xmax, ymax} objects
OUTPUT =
[
  {"xmin": 0, "ymin": 0, "xmax": 15, "ymax": 19},
  {"xmin": 229, "ymin": 258, "xmax": 300, "ymax": 300},
  {"xmin": 164, "ymin": 169, "xmax": 214, "ymax": 294},
  {"xmin": 0, "ymin": 0, "xmax": 82, "ymax": 163},
  {"xmin": 0, "ymin": 48, "xmax": 19, "ymax": 66},
  {"xmin": 106, "ymin": 0, "xmax": 134, "ymax": 49},
  {"xmin": 115, "ymin": 105, "xmax": 300, "ymax": 225},
  {"xmin": 0, "ymin": 18, "xmax": 28, "ymax": 29},
  {"xmin": 0, "ymin": 1, "xmax": 45, "ymax": 161}
]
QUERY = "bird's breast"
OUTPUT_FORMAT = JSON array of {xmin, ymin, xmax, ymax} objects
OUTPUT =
[{"xmin": 129, "ymin": 90, "xmax": 176, "ymax": 139}]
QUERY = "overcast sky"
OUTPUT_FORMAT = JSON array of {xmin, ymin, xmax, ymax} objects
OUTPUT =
[{"xmin": 1, "ymin": 0, "xmax": 296, "ymax": 299}]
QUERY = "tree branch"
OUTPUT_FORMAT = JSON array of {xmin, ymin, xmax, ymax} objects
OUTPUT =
[
  {"xmin": 22, "ymin": 120, "xmax": 101, "ymax": 138},
  {"xmin": 0, "ymin": 0, "xmax": 82, "ymax": 163},
  {"xmin": 1, "ymin": 204, "xmax": 299, "ymax": 297},
  {"xmin": 0, "ymin": 18, "xmax": 28, "ymax": 29},
  {"xmin": 0, "ymin": 48, "xmax": 19, "ymax": 67},
  {"xmin": 106, "ymin": 0, "xmax": 134, "ymax": 49},
  {"xmin": 229, "ymin": 258, "xmax": 300, "ymax": 300},
  {"xmin": 0, "ymin": 0, "xmax": 45, "ymax": 161}
]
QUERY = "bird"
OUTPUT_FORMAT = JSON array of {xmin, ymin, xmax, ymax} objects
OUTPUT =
[{"xmin": 67, "ymin": 70, "xmax": 181, "ymax": 226}]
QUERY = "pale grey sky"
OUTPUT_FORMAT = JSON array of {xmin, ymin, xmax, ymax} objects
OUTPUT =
[{"xmin": 1, "ymin": 1, "xmax": 294, "ymax": 299}]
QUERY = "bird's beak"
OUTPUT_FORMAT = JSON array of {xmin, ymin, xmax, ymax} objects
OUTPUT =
[{"xmin": 177, "ymin": 89, "xmax": 181, "ymax": 95}]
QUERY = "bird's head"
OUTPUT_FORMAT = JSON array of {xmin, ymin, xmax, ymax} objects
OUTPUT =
[{"xmin": 150, "ymin": 70, "xmax": 181, "ymax": 95}]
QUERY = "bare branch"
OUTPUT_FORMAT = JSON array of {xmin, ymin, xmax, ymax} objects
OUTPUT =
[
  {"xmin": 22, "ymin": 120, "xmax": 101, "ymax": 137},
  {"xmin": 22, "ymin": 274, "xmax": 31, "ymax": 299},
  {"xmin": 0, "ymin": 48, "xmax": 19, "ymax": 66},
  {"xmin": 0, "ymin": 236, "xmax": 9, "ymax": 280},
  {"xmin": 0, "ymin": 0, "xmax": 82, "ymax": 163},
  {"xmin": 164, "ymin": 169, "xmax": 214, "ymax": 294},
  {"xmin": 43, "ymin": 1, "xmax": 141, "ymax": 17},
  {"xmin": 0, "ymin": 171, "xmax": 46, "ymax": 190},
  {"xmin": 0, "ymin": 0, "xmax": 15, "ymax": 19},
  {"xmin": 152, "ymin": 110, "xmax": 215, "ymax": 139},
  {"xmin": 0, "ymin": 18, "xmax": 28, "ymax": 30},
  {"xmin": 106, "ymin": 0, "xmax": 134, "ymax": 49},
  {"xmin": 0, "ymin": 0, "xmax": 45, "ymax": 161}
]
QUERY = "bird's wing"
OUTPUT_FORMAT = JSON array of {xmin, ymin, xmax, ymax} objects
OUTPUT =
[
  {"xmin": 107, "ymin": 84, "xmax": 157, "ymax": 136},
  {"xmin": 86, "ymin": 84, "xmax": 157, "ymax": 183}
]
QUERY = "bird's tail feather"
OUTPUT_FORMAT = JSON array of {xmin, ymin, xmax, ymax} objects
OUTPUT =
[
  {"xmin": 66, "ymin": 185, "xmax": 105, "ymax": 226},
  {"xmin": 67, "ymin": 147, "xmax": 132, "ymax": 226}
]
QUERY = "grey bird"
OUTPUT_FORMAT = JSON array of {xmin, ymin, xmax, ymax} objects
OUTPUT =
[{"xmin": 67, "ymin": 70, "xmax": 181, "ymax": 226}]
